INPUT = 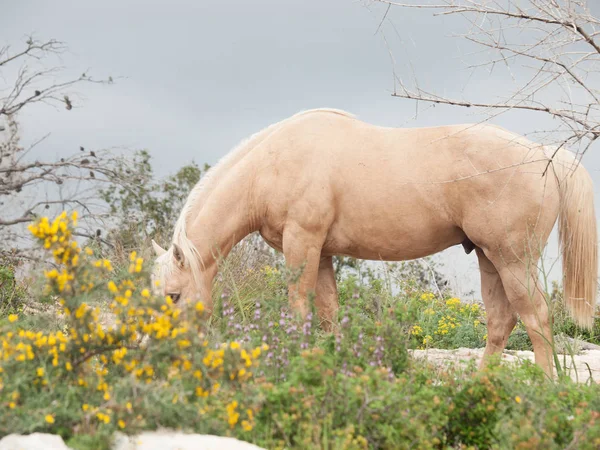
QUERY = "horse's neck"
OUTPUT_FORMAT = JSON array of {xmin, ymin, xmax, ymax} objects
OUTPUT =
[{"xmin": 186, "ymin": 170, "xmax": 258, "ymax": 267}]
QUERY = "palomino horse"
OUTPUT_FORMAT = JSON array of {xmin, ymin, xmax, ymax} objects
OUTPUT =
[{"xmin": 152, "ymin": 108, "xmax": 597, "ymax": 377}]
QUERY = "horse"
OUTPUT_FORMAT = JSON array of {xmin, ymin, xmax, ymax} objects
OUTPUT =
[{"xmin": 152, "ymin": 108, "xmax": 597, "ymax": 377}]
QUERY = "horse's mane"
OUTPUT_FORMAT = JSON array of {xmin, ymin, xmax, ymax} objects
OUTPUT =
[{"xmin": 164, "ymin": 108, "xmax": 355, "ymax": 288}]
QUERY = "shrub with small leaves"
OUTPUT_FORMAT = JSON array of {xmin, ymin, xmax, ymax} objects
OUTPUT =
[
  {"xmin": 2, "ymin": 212, "xmax": 600, "ymax": 450},
  {"xmin": 1, "ymin": 212, "xmax": 266, "ymax": 445}
]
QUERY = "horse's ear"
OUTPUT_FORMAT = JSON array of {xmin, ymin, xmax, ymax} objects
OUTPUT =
[
  {"xmin": 152, "ymin": 239, "xmax": 167, "ymax": 257},
  {"xmin": 172, "ymin": 243, "xmax": 185, "ymax": 268}
]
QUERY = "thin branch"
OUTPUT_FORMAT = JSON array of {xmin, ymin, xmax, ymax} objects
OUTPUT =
[{"xmin": 378, "ymin": 0, "xmax": 600, "ymax": 157}]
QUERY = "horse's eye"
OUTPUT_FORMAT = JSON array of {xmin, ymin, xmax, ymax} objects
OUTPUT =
[{"xmin": 168, "ymin": 293, "xmax": 181, "ymax": 303}]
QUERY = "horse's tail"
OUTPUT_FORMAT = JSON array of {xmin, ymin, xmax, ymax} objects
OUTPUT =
[{"xmin": 556, "ymin": 149, "xmax": 598, "ymax": 329}]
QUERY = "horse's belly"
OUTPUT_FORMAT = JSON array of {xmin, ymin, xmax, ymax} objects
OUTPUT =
[
  {"xmin": 323, "ymin": 220, "xmax": 465, "ymax": 261},
  {"xmin": 259, "ymin": 227, "xmax": 283, "ymax": 252}
]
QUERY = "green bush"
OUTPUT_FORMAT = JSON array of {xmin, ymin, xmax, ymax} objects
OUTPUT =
[
  {"xmin": 99, "ymin": 150, "xmax": 206, "ymax": 249},
  {"xmin": 0, "ymin": 261, "xmax": 28, "ymax": 319},
  {"xmin": 2, "ymin": 211, "xmax": 600, "ymax": 450}
]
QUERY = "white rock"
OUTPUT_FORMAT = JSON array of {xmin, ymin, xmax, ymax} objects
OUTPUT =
[
  {"xmin": 410, "ymin": 347, "xmax": 600, "ymax": 383},
  {"xmin": 0, "ymin": 433, "xmax": 72, "ymax": 450},
  {"xmin": 112, "ymin": 431, "xmax": 265, "ymax": 450}
]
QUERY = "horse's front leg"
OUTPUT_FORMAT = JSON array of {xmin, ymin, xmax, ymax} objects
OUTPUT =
[
  {"xmin": 315, "ymin": 256, "xmax": 338, "ymax": 332},
  {"xmin": 282, "ymin": 223, "xmax": 326, "ymax": 321}
]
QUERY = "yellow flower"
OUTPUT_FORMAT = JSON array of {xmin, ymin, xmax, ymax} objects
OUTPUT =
[
  {"xmin": 45, "ymin": 414, "xmax": 55, "ymax": 424},
  {"xmin": 8, "ymin": 314, "xmax": 18, "ymax": 323},
  {"xmin": 118, "ymin": 419, "xmax": 126, "ymax": 429},
  {"xmin": 82, "ymin": 404, "xmax": 89, "ymax": 411},
  {"xmin": 107, "ymin": 281, "xmax": 118, "ymax": 293},
  {"xmin": 36, "ymin": 367, "xmax": 44, "ymax": 377},
  {"xmin": 445, "ymin": 297, "xmax": 461, "ymax": 309},
  {"xmin": 411, "ymin": 325, "xmax": 423, "ymax": 336},
  {"xmin": 178, "ymin": 339, "xmax": 191, "ymax": 349},
  {"xmin": 96, "ymin": 412, "xmax": 111, "ymax": 424},
  {"xmin": 226, "ymin": 400, "xmax": 240, "ymax": 427},
  {"xmin": 195, "ymin": 386, "xmax": 208, "ymax": 397},
  {"xmin": 515, "ymin": 396, "xmax": 522, "ymax": 404},
  {"xmin": 230, "ymin": 342, "xmax": 240, "ymax": 350},
  {"xmin": 141, "ymin": 289, "xmax": 150, "ymax": 298},
  {"xmin": 420, "ymin": 293, "xmax": 435, "ymax": 302}
]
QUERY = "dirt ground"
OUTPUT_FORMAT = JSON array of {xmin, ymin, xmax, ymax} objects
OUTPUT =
[{"xmin": 411, "ymin": 346, "xmax": 600, "ymax": 383}]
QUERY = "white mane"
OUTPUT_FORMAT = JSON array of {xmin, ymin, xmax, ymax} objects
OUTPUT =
[{"xmin": 164, "ymin": 108, "xmax": 355, "ymax": 288}]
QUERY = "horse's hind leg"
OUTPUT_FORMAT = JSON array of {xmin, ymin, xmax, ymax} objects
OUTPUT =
[
  {"xmin": 476, "ymin": 249, "xmax": 517, "ymax": 367},
  {"xmin": 485, "ymin": 251, "xmax": 554, "ymax": 377},
  {"xmin": 315, "ymin": 256, "xmax": 339, "ymax": 332}
]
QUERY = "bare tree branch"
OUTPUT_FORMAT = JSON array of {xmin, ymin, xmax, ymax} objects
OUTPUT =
[
  {"xmin": 375, "ymin": 0, "xmax": 600, "ymax": 158},
  {"xmin": 0, "ymin": 37, "xmax": 133, "ymax": 251}
]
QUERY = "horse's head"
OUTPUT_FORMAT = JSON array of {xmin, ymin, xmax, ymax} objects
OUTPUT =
[{"xmin": 151, "ymin": 239, "xmax": 201, "ymax": 304}]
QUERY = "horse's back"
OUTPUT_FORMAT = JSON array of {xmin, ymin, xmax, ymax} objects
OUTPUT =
[{"xmin": 251, "ymin": 110, "xmax": 562, "ymax": 260}]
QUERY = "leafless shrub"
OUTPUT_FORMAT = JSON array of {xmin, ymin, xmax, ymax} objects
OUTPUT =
[
  {"xmin": 376, "ymin": 0, "xmax": 600, "ymax": 159},
  {"xmin": 0, "ymin": 37, "xmax": 134, "ymax": 255}
]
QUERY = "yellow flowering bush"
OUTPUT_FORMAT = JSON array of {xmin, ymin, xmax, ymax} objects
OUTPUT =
[
  {"xmin": 409, "ymin": 292, "xmax": 487, "ymax": 349},
  {"xmin": 1, "ymin": 212, "xmax": 266, "ymax": 441},
  {"xmin": 407, "ymin": 292, "xmax": 532, "ymax": 351}
]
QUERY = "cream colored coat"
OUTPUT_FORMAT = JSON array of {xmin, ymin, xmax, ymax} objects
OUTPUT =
[{"xmin": 153, "ymin": 109, "xmax": 597, "ymax": 377}]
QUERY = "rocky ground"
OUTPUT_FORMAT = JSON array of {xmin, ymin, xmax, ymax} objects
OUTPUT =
[
  {"xmin": 411, "ymin": 345, "xmax": 600, "ymax": 383},
  {"xmin": 0, "ymin": 432, "xmax": 266, "ymax": 450}
]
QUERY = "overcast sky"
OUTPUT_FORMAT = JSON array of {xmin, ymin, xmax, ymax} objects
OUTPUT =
[{"xmin": 3, "ymin": 0, "xmax": 600, "ymax": 297}]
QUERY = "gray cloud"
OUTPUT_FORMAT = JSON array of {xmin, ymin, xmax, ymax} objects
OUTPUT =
[{"xmin": 3, "ymin": 0, "xmax": 598, "ymax": 297}]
